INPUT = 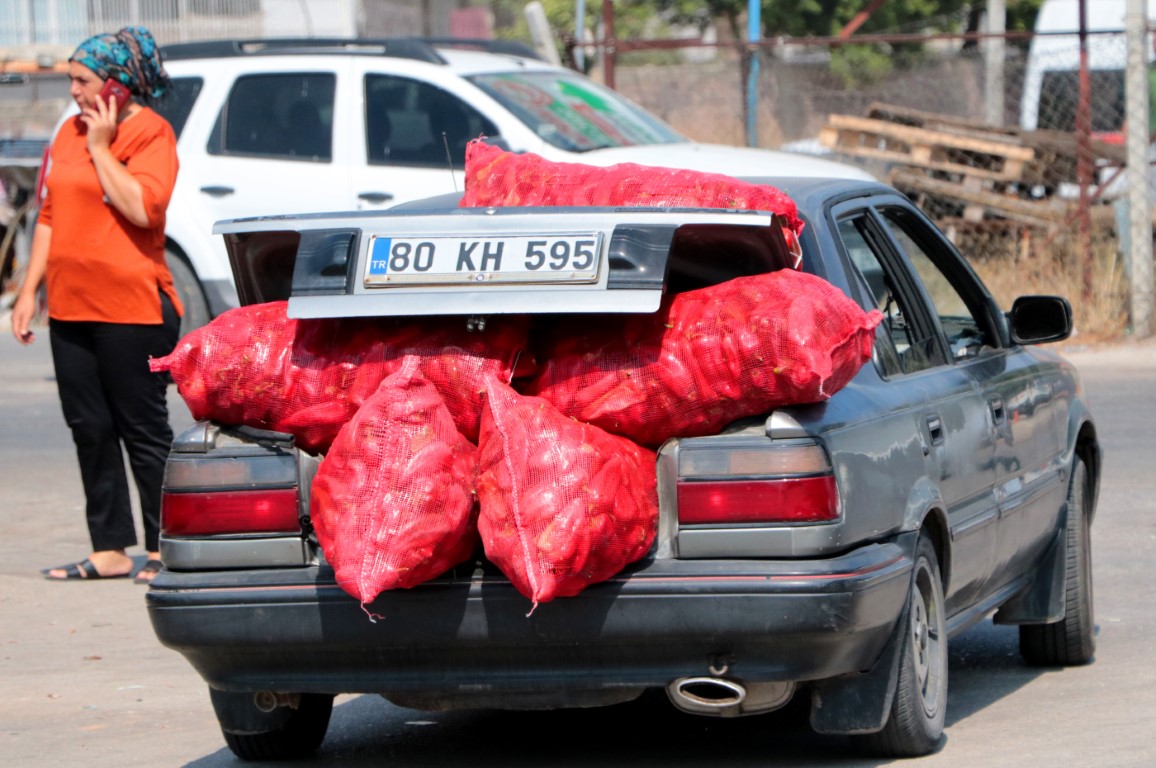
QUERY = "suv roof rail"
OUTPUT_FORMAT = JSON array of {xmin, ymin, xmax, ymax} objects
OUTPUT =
[
  {"xmin": 161, "ymin": 38, "xmax": 448, "ymax": 64},
  {"xmin": 160, "ymin": 37, "xmax": 545, "ymax": 64},
  {"xmin": 418, "ymin": 37, "xmax": 544, "ymax": 61}
]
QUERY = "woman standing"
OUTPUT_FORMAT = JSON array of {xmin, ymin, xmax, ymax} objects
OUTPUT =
[{"xmin": 10, "ymin": 26, "xmax": 181, "ymax": 583}]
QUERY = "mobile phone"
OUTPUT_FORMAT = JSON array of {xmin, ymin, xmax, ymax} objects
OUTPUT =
[{"xmin": 99, "ymin": 79, "xmax": 131, "ymax": 112}]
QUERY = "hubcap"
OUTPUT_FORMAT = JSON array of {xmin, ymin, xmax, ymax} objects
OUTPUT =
[{"xmin": 912, "ymin": 564, "xmax": 943, "ymax": 717}]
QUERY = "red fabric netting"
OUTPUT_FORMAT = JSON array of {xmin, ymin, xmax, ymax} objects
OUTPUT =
[
  {"xmin": 460, "ymin": 140, "xmax": 804, "ymax": 236},
  {"xmin": 149, "ymin": 301, "xmax": 527, "ymax": 451},
  {"xmin": 476, "ymin": 378, "xmax": 658, "ymax": 610},
  {"xmin": 526, "ymin": 269, "xmax": 883, "ymax": 448},
  {"xmin": 309, "ymin": 358, "xmax": 479, "ymax": 612}
]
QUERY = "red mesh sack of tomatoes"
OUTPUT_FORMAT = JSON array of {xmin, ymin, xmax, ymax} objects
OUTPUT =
[
  {"xmin": 526, "ymin": 269, "xmax": 883, "ymax": 448},
  {"xmin": 310, "ymin": 358, "xmax": 479, "ymax": 613},
  {"xmin": 476, "ymin": 378, "xmax": 658, "ymax": 610},
  {"xmin": 460, "ymin": 140, "xmax": 804, "ymax": 235},
  {"xmin": 151, "ymin": 302, "xmax": 528, "ymax": 451}
]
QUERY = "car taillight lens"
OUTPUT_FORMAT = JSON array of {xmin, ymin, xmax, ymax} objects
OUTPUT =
[
  {"xmin": 676, "ymin": 440, "xmax": 838, "ymax": 525},
  {"xmin": 162, "ymin": 452, "xmax": 300, "ymax": 536},
  {"xmin": 163, "ymin": 489, "xmax": 301, "ymax": 535}
]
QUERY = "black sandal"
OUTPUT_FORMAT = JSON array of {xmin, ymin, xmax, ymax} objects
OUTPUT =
[
  {"xmin": 134, "ymin": 559, "xmax": 163, "ymax": 584},
  {"xmin": 43, "ymin": 558, "xmax": 131, "ymax": 581}
]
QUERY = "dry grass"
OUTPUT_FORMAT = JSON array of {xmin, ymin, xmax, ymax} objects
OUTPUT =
[{"xmin": 968, "ymin": 229, "xmax": 1130, "ymax": 345}]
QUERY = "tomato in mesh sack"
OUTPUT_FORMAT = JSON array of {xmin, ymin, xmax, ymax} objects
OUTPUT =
[
  {"xmin": 476, "ymin": 379, "xmax": 658, "ymax": 610},
  {"xmin": 310, "ymin": 359, "xmax": 479, "ymax": 613},
  {"xmin": 460, "ymin": 140, "xmax": 804, "ymax": 236},
  {"xmin": 527, "ymin": 269, "xmax": 883, "ymax": 448},
  {"xmin": 151, "ymin": 302, "xmax": 528, "ymax": 452}
]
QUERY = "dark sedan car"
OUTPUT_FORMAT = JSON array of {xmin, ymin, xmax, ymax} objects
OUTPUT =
[{"xmin": 147, "ymin": 177, "xmax": 1099, "ymax": 760}]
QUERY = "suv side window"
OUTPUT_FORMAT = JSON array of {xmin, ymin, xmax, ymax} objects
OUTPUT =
[
  {"xmin": 152, "ymin": 76, "xmax": 202, "ymax": 139},
  {"xmin": 365, "ymin": 74, "xmax": 498, "ymax": 168},
  {"xmin": 208, "ymin": 73, "xmax": 335, "ymax": 161}
]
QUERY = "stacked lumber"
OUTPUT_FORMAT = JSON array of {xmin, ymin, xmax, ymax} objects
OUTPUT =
[{"xmin": 818, "ymin": 102, "xmax": 1126, "ymax": 232}]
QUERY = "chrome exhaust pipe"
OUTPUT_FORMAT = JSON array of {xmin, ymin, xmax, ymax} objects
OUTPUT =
[
  {"xmin": 666, "ymin": 677, "xmax": 795, "ymax": 718},
  {"xmin": 667, "ymin": 677, "xmax": 746, "ymax": 715}
]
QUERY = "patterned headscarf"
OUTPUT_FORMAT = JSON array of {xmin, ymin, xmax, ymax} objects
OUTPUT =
[{"xmin": 70, "ymin": 26, "xmax": 170, "ymax": 104}]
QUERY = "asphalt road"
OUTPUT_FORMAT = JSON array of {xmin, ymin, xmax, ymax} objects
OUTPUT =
[{"xmin": 2, "ymin": 326, "xmax": 1155, "ymax": 768}]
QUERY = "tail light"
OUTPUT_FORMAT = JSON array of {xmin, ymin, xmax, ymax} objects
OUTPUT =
[
  {"xmin": 675, "ymin": 440, "xmax": 838, "ymax": 525},
  {"xmin": 162, "ymin": 452, "xmax": 301, "ymax": 536}
]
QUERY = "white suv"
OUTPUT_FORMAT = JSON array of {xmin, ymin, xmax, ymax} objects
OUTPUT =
[{"xmin": 134, "ymin": 38, "xmax": 871, "ymax": 333}]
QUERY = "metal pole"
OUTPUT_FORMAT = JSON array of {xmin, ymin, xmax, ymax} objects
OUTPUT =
[
  {"xmin": 602, "ymin": 0, "xmax": 615, "ymax": 90},
  {"xmin": 1126, "ymin": 0, "xmax": 1153, "ymax": 338},
  {"xmin": 575, "ymin": 0, "xmax": 587, "ymax": 71},
  {"xmin": 745, "ymin": 0, "xmax": 760, "ymax": 147},
  {"xmin": 1076, "ymin": 0, "xmax": 1094, "ymax": 303},
  {"xmin": 984, "ymin": 0, "xmax": 1006, "ymax": 126}
]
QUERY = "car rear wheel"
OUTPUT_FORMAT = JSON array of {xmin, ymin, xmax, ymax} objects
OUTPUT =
[
  {"xmin": 209, "ymin": 688, "xmax": 334, "ymax": 761},
  {"xmin": 1020, "ymin": 457, "xmax": 1095, "ymax": 666},
  {"xmin": 853, "ymin": 534, "xmax": 947, "ymax": 757},
  {"xmin": 166, "ymin": 249, "xmax": 211, "ymax": 338}
]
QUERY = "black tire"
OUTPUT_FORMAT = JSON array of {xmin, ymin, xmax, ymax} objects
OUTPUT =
[
  {"xmin": 1020, "ymin": 457, "xmax": 1095, "ymax": 666},
  {"xmin": 166, "ymin": 249, "xmax": 211, "ymax": 339},
  {"xmin": 210, "ymin": 689, "xmax": 334, "ymax": 761},
  {"xmin": 854, "ymin": 535, "xmax": 947, "ymax": 758}
]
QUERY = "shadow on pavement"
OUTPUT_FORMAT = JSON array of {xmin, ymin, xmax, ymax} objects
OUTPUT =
[{"xmin": 180, "ymin": 619, "xmax": 1053, "ymax": 768}]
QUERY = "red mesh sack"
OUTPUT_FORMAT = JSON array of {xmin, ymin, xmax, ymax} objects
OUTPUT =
[
  {"xmin": 527, "ymin": 270, "xmax": 883, "ymax": 448},
  {"xmin": 151, "ymin": 302, "xmax": 527, "ymax": 451},
  {"xmin": 476, "ymin": 379, "xmax": 658, "ymax": 609},
  {"xmin": 460, "ymin": 140, "xmax": 804, "ymax": 236},
  {"xmin": 408, "ymin": 316, "xmax": 529, "ymax": 442},
  {"xmin": 310, "ymin": 359, "xmax": 479, "ymax": 612},
  {"xmin": 148, "ymin": 301, "xmax": 301, "ymax": 427}
]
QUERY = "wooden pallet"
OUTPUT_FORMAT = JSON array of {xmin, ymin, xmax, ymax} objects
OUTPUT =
[
  {"xmin": 818, "ymin": 113, "xmax": 1035, "ymax": 182},
  {"xmin": 890, "ymin": 168, "xmax": 1124, "ymax": 229},
  {"xmin": 820, "ymin": 103, "xmax": 1126, "ymax": 231}
]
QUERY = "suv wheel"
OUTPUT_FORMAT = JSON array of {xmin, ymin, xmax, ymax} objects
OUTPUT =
[{"xmin": 166, "ymin": 249, "xmax": 211, "ymax": 337}]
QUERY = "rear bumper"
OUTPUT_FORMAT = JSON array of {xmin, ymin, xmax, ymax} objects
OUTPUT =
[{"xmin": 147, "ymin": 534, "xmax": 916, "ymax": 696}]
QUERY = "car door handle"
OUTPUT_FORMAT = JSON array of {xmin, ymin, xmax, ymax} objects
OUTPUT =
[
  {"xmin": 358, "ymin": 192, "xmax": 394, "ymax": 204},
  {"xmin": 989, "ymin": 396, "xmax": 1006, "ymax": 425},
  {"xmin": 199, "ymin": 185, "xmax": 235, "ymax": 197},
  {"xmin": 925, "ymin": 414, "xmax": 944, "ymax": 449}
]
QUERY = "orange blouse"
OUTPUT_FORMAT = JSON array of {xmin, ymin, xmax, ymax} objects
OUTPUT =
[{"xmin": 40, "ymin": 107, "xmax": 182, "ymax": 323}]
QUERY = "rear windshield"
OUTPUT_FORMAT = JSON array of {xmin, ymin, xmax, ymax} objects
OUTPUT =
[{"xmin": 467, "ymin": 71, "xmax": 685, "ymax": 152}]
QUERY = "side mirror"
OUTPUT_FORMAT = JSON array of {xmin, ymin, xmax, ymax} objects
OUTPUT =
[{"xmin": 1007, "ymin": 295, "xmax": 1073, "ymax": 345}]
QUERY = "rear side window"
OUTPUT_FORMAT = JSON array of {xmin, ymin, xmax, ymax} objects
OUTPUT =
[
  {"xmin": 152, "ymin": 76, "xmax": 202, "ymax": 138},
  {"xmin": 208, "ymin": 73, "xmax": 335, "ymax": 161},
  {"xmin": 364, "ymin": 74, "xmax": 497, "ymax": 168}
]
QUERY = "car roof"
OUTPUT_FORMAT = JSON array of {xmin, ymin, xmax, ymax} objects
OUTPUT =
[{"xmin": 743, "ymin": 176, "xmax": 895, "ymax": 213}]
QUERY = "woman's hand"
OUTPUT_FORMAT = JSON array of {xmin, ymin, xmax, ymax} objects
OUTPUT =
[
  {"xmin": 10, "ymin": 292, "xmax": 38, "ymax": 345},
  {"xmin": 80, "ymin": 92, "xmax": 119, "ymax": 152},
  {"xmin": 81, "ymin": 97, "xmax": 150, "ymax": 227}
]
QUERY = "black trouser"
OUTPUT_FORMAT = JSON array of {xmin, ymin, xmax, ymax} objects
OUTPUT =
[{"xmin": 49, "ymin": 293, "xmax": 180, "ymax": 553}]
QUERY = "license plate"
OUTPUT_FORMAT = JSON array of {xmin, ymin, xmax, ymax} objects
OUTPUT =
[{"xmin": 365, "ymin": 233, "xmax": 603, "ymax": 286}]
